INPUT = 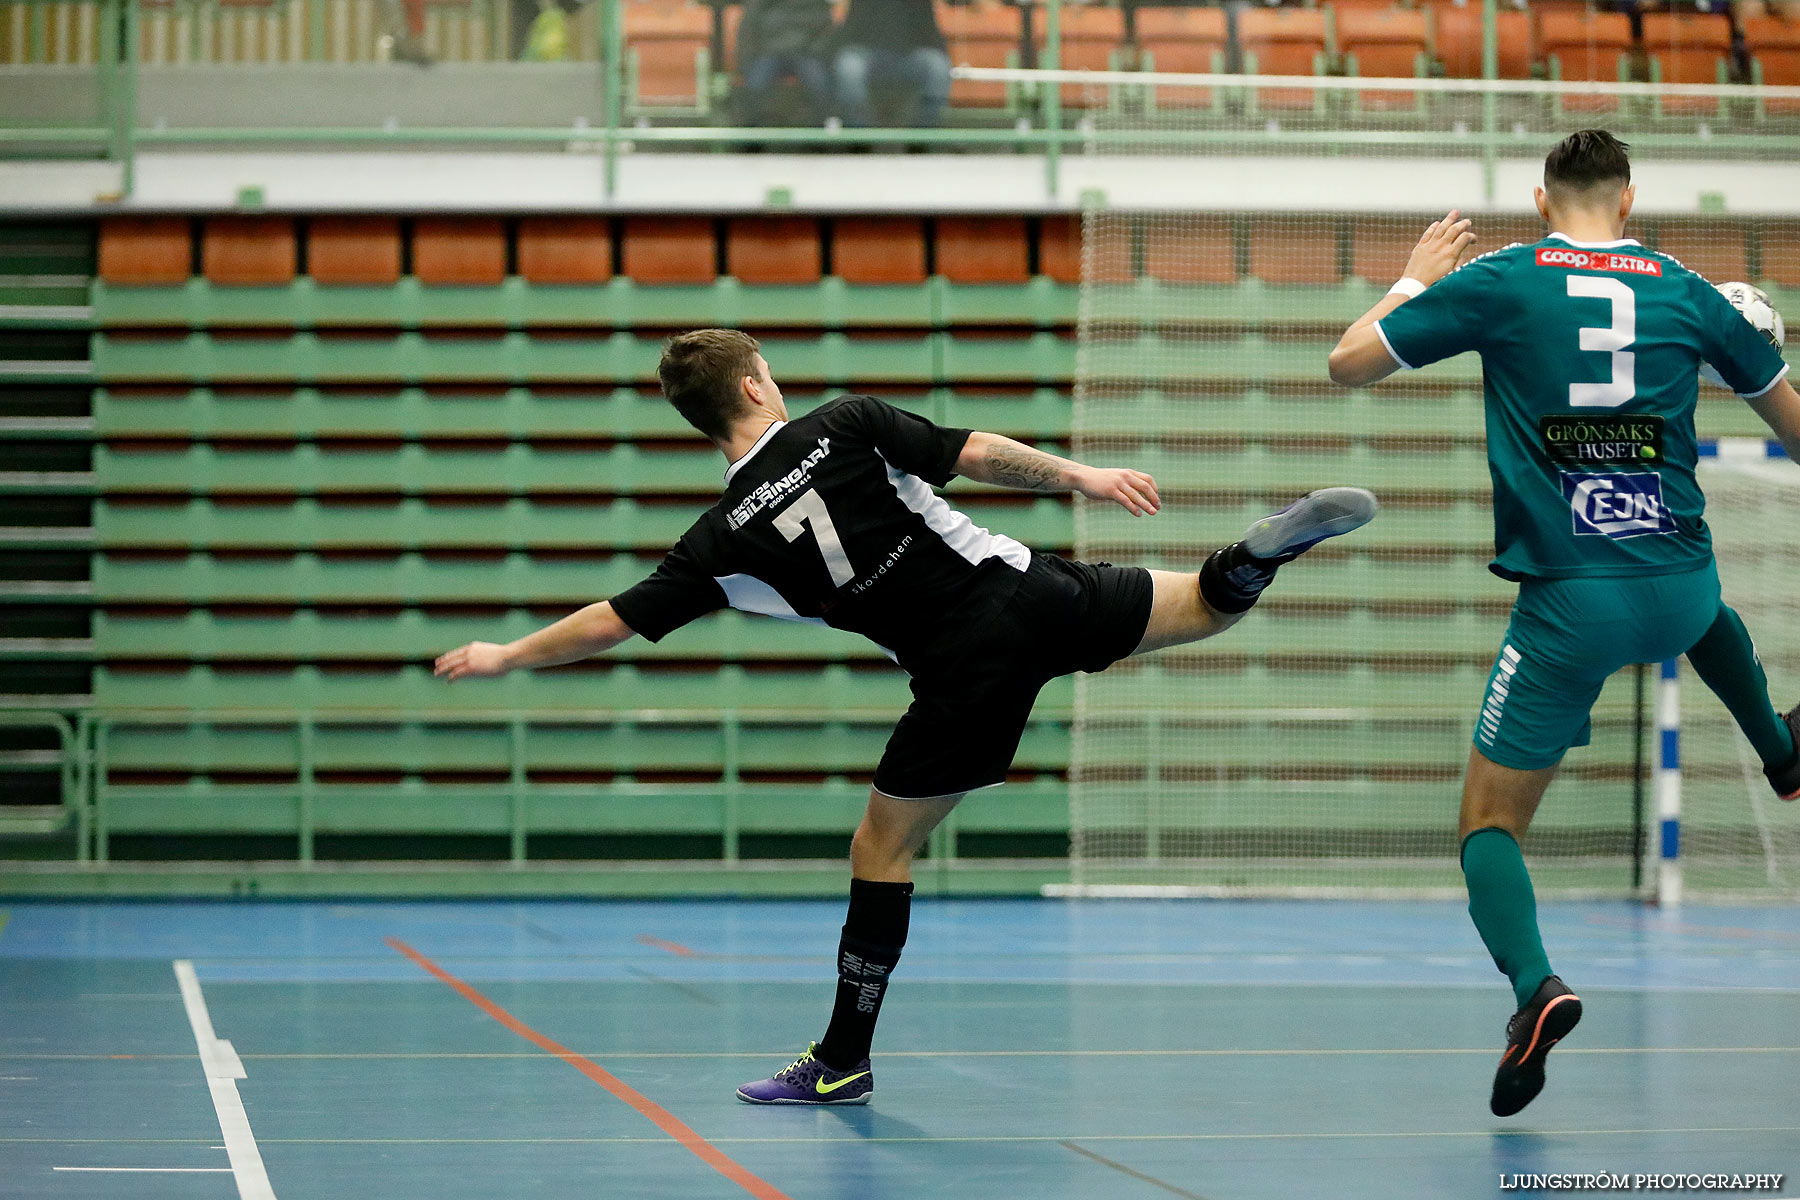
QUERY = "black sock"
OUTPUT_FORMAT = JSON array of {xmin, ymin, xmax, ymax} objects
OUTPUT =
[
  {"xmin": 816, "ymin": 878, "xmax": 913, "ymax": 1070},
  {"xmin": 1198, "ymin": 541, "xmax": 1287, "ymax": 614}
]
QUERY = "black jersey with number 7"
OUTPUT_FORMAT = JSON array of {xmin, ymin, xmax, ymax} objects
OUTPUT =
[{"xmin": 609, "ymin": 395, "xmax": 1034, "ymax": 659}]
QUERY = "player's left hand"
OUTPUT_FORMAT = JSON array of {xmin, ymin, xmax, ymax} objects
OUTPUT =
[
  {"xmin": 1077, "ymin": 466, "xmax": 1160, "ymax": 517},
  {"xmin": 433, "ymin": 641, "xmax": 512, "ymax": 681},
  {"xmin": 1402, "ymin": 209, "xmax": 1476, "ymax": 287}
]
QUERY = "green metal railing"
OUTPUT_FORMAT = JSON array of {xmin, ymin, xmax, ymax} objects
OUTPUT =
[
  {"xmin": 0, "ymin": 711, "xmax": 89, "ymax": 854},
  {"xmin": 50, "ymin": 708, "xmax": 1048, "ymax": 868},
  {"xmin": 6, "ymin": 0, "xmax": 1800, "ymax": 206}
]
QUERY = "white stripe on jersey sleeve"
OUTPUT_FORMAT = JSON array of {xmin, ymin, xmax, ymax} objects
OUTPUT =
[
  {"xmin": 715, "ymin": 572, "xmax": 827, "ymax": 625},
  {"xmin": 879, "ymin": 454, "xmax": 1032, "ymax": 572}
]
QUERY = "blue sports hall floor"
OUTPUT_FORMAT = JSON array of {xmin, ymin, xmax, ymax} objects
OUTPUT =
[{"xmin": 1, "ymin": 898, "xmax": 1796, "ymax": 1200}]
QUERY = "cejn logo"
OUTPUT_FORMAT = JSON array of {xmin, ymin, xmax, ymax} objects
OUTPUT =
[
  {"xmin": 1561, "ymin": 471, "xmax": 1676, "ymax": 539},
  {"xmin": 1535, "ymin": 247, "xmax": 1663, "ymax": 276}
]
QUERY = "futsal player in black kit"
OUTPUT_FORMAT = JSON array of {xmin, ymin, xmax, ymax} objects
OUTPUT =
[{"xmin": 434, "ymin": 329, "xmax": 1378, "ymax": 1104}]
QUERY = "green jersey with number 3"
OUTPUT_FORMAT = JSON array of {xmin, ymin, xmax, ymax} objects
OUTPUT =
[{"xmin": 1375, "ymin": 233, "xmax": 1790, "ymax": 580}]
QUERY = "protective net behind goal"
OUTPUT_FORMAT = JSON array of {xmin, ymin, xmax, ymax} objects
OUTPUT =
[
  {"xmin": 1679, "ymin": 452, "xmax": 1800, "ymax": 901},
  {"xmin": 1055, "ymin": 62, "xmax": 1798, "ymax": 896}
]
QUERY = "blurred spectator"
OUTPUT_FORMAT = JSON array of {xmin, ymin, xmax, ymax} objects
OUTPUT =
[
  {"xmin": 513, "ymin": 0, "xmax": 579, "ymax": 60},
  {"xmin": 834, "ymin": 0, "xmax": 952, "ymax": 129},
  {"xmin": 737, "ymin": 0, "xmax": 839, "ymax": 125},
  {"xmin": 380, "ymin": 0, "xmax": 432, "ymax": 64},
  {"xmin": 1735, "ymin": 0, "xmax": 1800, "ymax": 17}
]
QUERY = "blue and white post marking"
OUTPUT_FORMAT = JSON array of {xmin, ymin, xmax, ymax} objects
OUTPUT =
[{"xmin": 1655, "ymin": 658, "xmax": 1682, "ymax": 907}]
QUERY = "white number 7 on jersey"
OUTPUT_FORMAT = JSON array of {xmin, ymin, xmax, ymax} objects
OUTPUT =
[
  {"xmin": 1568, "ymin": 275, "xmax": 1637, "ymax": 408},
  {"xmin": 772, "ymin": 488, "xmax": 855, "ymax": 586}
]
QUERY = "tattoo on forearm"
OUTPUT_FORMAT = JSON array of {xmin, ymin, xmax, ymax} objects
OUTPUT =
[{"xmin": 983, "ymin": 442, "xmax": 1065, "ymax": 491}]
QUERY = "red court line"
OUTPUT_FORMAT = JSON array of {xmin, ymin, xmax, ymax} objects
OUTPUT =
[
  {"xmin": 637, "ymin": 934, "xmax": 700, "ymax": 957},
  {"xmin": 386, "ymin": 937, "xmax": 791, "ymax": 1200}
]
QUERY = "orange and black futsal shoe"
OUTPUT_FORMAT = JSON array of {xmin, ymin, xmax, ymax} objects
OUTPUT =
[
  {"xmin": 1491, "ymin": 975, "xmax": 1583, "ymax": 1117},
  {"xmin": 1767, "ymin": 704, "xmax": 1800, "ymax": 801}
]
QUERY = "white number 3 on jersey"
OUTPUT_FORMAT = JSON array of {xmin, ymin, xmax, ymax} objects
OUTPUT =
[
  {"xmin": 773, "ymin": 488, "xmax": 856, "ymax": 586},
  {"xmin": 1568, "ymin": 275, "xmax": 1637, "ymax": 408}
]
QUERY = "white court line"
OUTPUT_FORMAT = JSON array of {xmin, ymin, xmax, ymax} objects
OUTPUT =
[
  {"xmin": 173, "ymin": 961, "xmax": 277, "ymax": 1200},
  {"xmin": 54, "ymin": 1167, "xmax": 233, "ymax": 1173}
]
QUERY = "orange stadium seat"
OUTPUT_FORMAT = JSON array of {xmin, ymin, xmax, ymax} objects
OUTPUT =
[
  {"xmin": 1350, "ymin": 217, "xmax": 1427, "ymax": 286},
  {"xmin": 720, "ymin": 2, "xmax": 742, "ymax": 72},
  {"xmin": 412, "ymin": 217, "xmax": 506, "ymax": 286},
  {"xmin": 308, "ymin": 217, "xmax": 402, "ymax": 286},
  {"xmin": 1475, "ymin": 214, "xmax": 1548, "ymax": 256},
  {"xmin": 834, "ymin": 218, "xmax": 928, "ymax": 285},
  {"xmin": 1760, "ymin": 223, "xmax": 1800, "ymax": 288},
  {"xmin": 940, "ymin": 2, "xmax": 1022, "ymax": 108},
  {"xmin": 935, "ymin": 216, "xmax": 1030, "ymax": 284},
  {"xmin": 1335, "ymin": 7, "xmax": 1430, "ymax": 111},
  {"xmin": 517, "ymin": 217, "xmax": 613, "ymax": 285},
  {"xmin": 627, "ymin": 1, "xmax": 711, "ymax": 106},
  {"xmin": 622, "ymin": 216, "xmax": 717, "ymax": 284},
  {"xmin": 1133, "ymin": 6, "xmax": 1229, "ymax": 109},
  {"xmin": 1237, "ymin": 7, "xmax": 1332, "ymax": 112},
  {"xmin": 1145, "ymin": 216, "xmax": 1238, "ymax": 285},
  {"xmin": 1034, "ymin": 3, "xmax": 1126, "ymax": 106},
  {"xmin": 1744, "ymin": 17, "xmax": 1800, "ymax": 116},
  {"xmin": 1248, "ymin": 217, "xmax": 1340, "ymax": 285},
  {"xmin": 727, "ymin": 217, "xmax": 823, "ymax": 285},
  {"xmin": 201, "ymin": 216, "xmax": 296, "ymax": 287},
  {"xmin": 1540, "ymin": 10, "xmax": 1634, "ymax": 113},
  {"xmin": 1040, "ymin": 214, "xmax": 1132, "ymax": 285},
  {"xmin": 1640, "ymin": 12, "xmax": 1733, "ymax": 116},
  {"xmin": 1655, "ymin": 224, "xmax": 1750, "ymax": 284},
  {"xmin": 1428, "ymin": 3, "xmax": 1533, "ymax": 80},
  {"xmin": 98, "ymin": 216, "xmax": 191, "ymax": 285}
]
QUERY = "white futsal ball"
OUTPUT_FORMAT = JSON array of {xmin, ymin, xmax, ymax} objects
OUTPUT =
[{"xmin": 1699, "ymin": 281, "xmax": 1786, "ymax": 389}]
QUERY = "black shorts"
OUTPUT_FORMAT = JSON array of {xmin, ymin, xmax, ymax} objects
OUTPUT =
[{"xmin": 871, "ymin": 553, "xmax": 1154, "ymax": 801}]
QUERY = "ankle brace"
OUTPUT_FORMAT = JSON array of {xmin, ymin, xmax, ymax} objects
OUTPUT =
[{"xmin": 1198, "ymin": 541, "xmax": 1285, "ymax": 614}]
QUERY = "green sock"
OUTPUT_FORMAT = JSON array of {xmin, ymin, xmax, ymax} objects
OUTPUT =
[
  {"xmin": 1461, "ymin": 828, "xmax": 1553, "ymax": 1009},
  {"xmin": 1686, "ymin": 605, "xmax": 1798, "ymax": 768}
]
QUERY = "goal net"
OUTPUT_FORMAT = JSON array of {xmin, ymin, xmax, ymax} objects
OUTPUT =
[
  {"xmin": 1052, "ymin": 65, "xmax": 1797, "ymax": 898},
  {"xmin": 1678, "ymin": 448, "xmax": 1800, "ymax": 901}
]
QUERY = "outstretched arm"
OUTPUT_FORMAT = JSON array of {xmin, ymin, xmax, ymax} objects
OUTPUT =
[
  {"xmin": 1745, "ymin": 375, "xmax": 1800, "ymax": 464},
  {"xmin": 433, "ymin": 600, "xmax": 637, "ymax": 681},
  {"xmin": 954, "ymin": 430, "xmax": 1161, "ymax": 516},
  {"xmin": 1329, "ymin": 209, "xmax": 1475, "ymax": 387}
]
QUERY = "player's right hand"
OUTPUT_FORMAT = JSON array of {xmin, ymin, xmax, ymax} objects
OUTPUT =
[
  {"xmin": 1077, "ymin": 466, "xmax": 1160, "ymax": 517},
  {"xmin": 1402, "ymin": 209, "xmax": 1476, "ymax": 288},
  {"xmin": 433, "ymin": 641, "xmax": 512, "ymax": 682}
]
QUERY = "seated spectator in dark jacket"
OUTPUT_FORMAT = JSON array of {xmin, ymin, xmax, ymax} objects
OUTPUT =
[
  {"xmin": 833, "ymin": 0, "xmax": 952, "ymax": 128},
  {"xmin": 737, "ymin": 0, "xmax": 838, "ymax": 125}
]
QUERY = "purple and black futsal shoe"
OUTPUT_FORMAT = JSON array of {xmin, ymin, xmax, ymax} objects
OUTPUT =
[
  {"xmin": 1490, "ymin": 975, "xmax": 1583, "ymax": 1117},
  {"xmin": 736, "ymin": 1043, "xmax": 873, "ymax": 1105},
  {"xmin": 1767, "ymin": 703, "xmax": 1800, "ymax": 801},
  {"xmin": 1242, "ymin": 486, "xmax": 1380, "ymax": 564}
]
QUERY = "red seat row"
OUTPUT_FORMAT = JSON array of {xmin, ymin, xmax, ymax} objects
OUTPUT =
[
  {"xmin": 97, "ymin": 214, "xmax": 1800, "ymax": 290},
  {"xmin": 94, "ymin": 215, "xmax": 1086, "ymax": 287}
]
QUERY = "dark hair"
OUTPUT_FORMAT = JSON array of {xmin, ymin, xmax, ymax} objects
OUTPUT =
[
  {"xmin": 657, "ymin": 329, "xmax": 761, "ymax": 441},
  {"xmin": 1544, "ymin": 129, "xmax": 1631, "ymax": 196}
]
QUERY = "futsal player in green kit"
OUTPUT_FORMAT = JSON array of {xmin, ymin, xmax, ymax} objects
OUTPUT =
[{"xmin": 1328, "ymin": 130, "xmax": 1800, "ymax": 1116}]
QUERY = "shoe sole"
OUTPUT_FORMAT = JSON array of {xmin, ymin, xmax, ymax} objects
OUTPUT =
[
  {"xmin": 735, "ymin": 1090, "xmax": 872, "ymax": 1105},
  {"xmin": 1491, "ymin": 993, "xmax": 1583, "ymax": 1117},
  {"xmin": 1243, "ymin": 487, "xmax": 1379, "ymax": 559}
]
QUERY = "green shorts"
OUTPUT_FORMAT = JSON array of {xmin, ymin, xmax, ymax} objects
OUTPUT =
[{"xmin": 1473, "ymin": 563, "xmax": 1723, "ymax": 770}]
